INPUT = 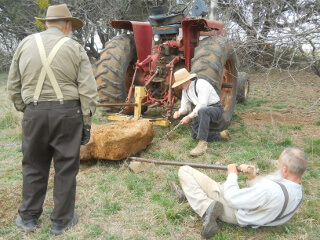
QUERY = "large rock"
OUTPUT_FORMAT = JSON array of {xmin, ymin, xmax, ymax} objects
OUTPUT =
[{"xmin": 80, "ymin": 119, "xmax": 154, "ymax": 161}]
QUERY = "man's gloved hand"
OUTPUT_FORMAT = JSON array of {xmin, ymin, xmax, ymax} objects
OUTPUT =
[{"xmin": 81, "ymin": 125, "xmax": 91, "ymax": 145}]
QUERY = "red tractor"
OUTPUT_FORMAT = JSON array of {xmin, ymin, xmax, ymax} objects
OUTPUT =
[{"xmin": 95, "ymin": 1, "xmax": 249, "ymax": 129}]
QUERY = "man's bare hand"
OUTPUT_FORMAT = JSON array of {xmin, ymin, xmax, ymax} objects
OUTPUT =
[
  {"xmin": 227, "ymin": 164, "xmax": 239, "ymax": 175},
  {"xmin": 173, "ymin": 111, "xmax": 181, "ymax": 119},
  {"xmin": 240, "ymin": 164, "xmax": 257, "ymax": 180},
  {"xmin": 180, "ymin": 116, "xmax": 191, "ymax": 124}
]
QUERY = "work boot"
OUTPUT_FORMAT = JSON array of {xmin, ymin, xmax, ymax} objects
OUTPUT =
[
  {"xmin": 170, "ymin": 182, "xmax": 187, "ymax": 203},
  {"xmin": 190, "ymin": 140, "xmax": 208, "ymax": 157},
  {"xmin": 220, "ymin": 130, "xmax": 231, "ymax": 141},
  {"xmin": 201, "ymin": 201, "xmax": 223, "ymax": 239},
  {"xmin": 50, "ymin": 212, "xmax": 79, "ymax": 235},
  {"xmin": 15, "ymin": 215, "xmax": 37, "ymax": 232}
]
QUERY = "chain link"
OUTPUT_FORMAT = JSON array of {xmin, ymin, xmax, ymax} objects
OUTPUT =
[{"xmin": 152, "ymin": 122, "xmax": 182, "ymax": 144}]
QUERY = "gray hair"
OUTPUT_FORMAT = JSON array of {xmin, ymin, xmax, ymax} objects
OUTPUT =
[
  {"xmin": 281, "ymin": 148, "xmax": 308, "ymax": 175},
  {"xmin": 45, "ymin": 20, "xmax": 68, "ymax": 28}
]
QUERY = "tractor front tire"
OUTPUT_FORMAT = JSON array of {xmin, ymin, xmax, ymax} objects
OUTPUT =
[
  {"xmin": 95, "ymin": 34, "xmax": 136, "ymax": 112},
  {"xmin": 191, "ymin": 36, "xmax": 238, "ymax": 131}
]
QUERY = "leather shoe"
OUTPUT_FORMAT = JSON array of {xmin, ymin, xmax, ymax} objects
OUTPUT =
[
  {"xmin": 50, "ymin": 212, "xmax": 79, "ymax": 235},
  {"xmin": 190, "ymin": 140, "xmax": 207, "ymax": 157},
  {"xmin": 200, "ymin": 201, "xmax": 223, "ymax": 239},
  {"xmin": 170, "ymin": 182, "xmax": 187, "ymax": 203},
  {"xmin": 220, "ymin": 130, "xmax": 231, "ymax": 141},
  {"xmin": 15, "ymin": 215, "xmax": 37, "ymax": 232}
]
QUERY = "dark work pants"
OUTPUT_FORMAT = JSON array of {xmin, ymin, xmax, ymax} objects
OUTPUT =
[
  {"xmin": 191, "ymin": 104, "xmax": 224, "ymax": 142},
  {"xmin": 18, "ymin": 100, "xmax": 83, "ymax": 225}
]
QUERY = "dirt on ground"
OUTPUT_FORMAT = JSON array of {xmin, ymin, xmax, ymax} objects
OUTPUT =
[{"xmin": 237, "ymin": 70, "xmax": 320, "ymax": 146}]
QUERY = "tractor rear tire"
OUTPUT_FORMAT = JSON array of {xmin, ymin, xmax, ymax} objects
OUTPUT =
[
  {"xmin": 95, "ymin": 34, "xmax": 136, "ymax": 112},
  {"xmin": 236, "ymin": 72, "xmax": 250, "ymax": 103},
  {"xmin": 191, "ymin": 36, "xmax": 238, "ymax": 131}
]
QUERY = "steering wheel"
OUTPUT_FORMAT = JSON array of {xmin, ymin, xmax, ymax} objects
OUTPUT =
[{"xmin": 169, "ymin": 4, "xmax": 188, "ymax": 14}]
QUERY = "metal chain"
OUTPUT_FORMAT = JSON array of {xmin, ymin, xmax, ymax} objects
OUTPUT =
[{"xmin": 152, "ymin": 122, "xmax": 182, "ymax": 144}]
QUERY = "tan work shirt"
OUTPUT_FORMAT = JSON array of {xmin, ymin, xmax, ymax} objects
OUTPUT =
[{"xmin": 7, "ymin": 27, "xmax": 98, "ymax": 125}]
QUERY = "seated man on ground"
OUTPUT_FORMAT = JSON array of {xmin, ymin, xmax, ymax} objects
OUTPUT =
[{"xmin": 171, "ymin": 148, "xmax": 307, "ymax": 239}]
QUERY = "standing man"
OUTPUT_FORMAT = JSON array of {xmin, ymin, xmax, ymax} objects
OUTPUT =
[
  {"xmin": 172, "ymin": 68, "xmax": 231, "ymax": 157},
  {"xmin": 7, "ymin": 4, "xmax": 98, "ymax": 235},
  {"xmin": 171, "ymin": 148, "xmax": 307, "ymax": 239}
]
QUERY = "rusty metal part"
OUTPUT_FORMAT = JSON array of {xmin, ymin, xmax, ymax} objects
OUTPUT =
[
  {"xmin": 128, "ymin": 157, "xmax": 259, "ymax": 174},
  {"xmin": 98, "ymin": 103, "xmax": 137, "ymax": 107},
  {"xmin": 221, "ymin": 83, "xmax": 233, "ymax": 88}
]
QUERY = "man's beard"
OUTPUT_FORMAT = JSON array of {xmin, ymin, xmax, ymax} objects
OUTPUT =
[{"xmin": 247, "ymin": 169, "xmax": 284, "ymax": 187}]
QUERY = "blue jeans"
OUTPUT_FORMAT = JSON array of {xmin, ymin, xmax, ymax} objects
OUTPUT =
[{"xmin": 191, "ymin": 104, "xmax": 224, "ymax": 142}]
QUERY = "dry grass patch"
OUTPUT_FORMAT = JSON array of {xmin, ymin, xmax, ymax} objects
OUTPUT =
[{"xmin": 0, "ymin": 70, "xmax": 319, "ymax": 239}]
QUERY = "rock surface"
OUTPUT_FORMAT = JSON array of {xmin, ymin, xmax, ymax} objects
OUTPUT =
[{"xmin": 80, "ymin": 120, "xmax": 154, "ymax": 161}]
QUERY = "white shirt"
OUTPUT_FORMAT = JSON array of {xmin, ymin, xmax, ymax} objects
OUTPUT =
[
  {"xmin": 223, "ymin": 173, "xmax": 303, "ymax": 227},
  {"xmin": 178, "ymin": 79, "xmax": 220, "ymax": 119}
]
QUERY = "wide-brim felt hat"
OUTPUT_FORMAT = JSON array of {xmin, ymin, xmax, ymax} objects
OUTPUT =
[
  {"xmin": 172, "ymin": 68, "xmax": 197, "ymax": 88},
  {"xmin": 35, "ymin": 4, "xmax": 83, "ymax": 30}
]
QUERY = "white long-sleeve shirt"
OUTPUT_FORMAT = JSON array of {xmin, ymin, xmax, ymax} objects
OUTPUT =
[
  {"xmin": 178, "ymin": 79, "xmax": 220, "ymax": 118},
  {"xmin": 223, "ymin": 173, "xmax": 303, "ymax": 227}
]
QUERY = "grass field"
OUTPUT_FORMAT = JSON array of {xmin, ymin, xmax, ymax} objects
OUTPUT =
[{"xmin": 0, "ymin": 70, "xmax": 319, "ymax": 240}]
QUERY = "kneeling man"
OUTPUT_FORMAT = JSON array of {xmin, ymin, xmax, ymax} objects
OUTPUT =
[{"xmin": 172, "ymin": 68, "xmax": 230, "ymax": 157}]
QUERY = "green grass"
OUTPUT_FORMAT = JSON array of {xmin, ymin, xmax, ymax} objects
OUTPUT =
[
  {"xmin": 0, "ymin": 71, "xmax": 319, "ymax": 239},
  {"xmin": 235, "ymin": 98, "xmax": 270, "ymax": 112},
  {"xmin": 0, "ymin": 110, "xmax": 20, "ymax": 129},
  {"xmin": 278, "ymin": 125, "xmax": 302, "ymax": 131},
  {"xmin": 151, "ymin": 149, "xmax": 178, "ymax": 161},
  {"xmin": 103, "ymin": 200, "xmax": 122, "ymax": 216},
  {"xmin": 272, "ymin": 102, "xmax": 287, "ymax": 109},
  {"xmin": 125, "ymin": 173, "xmax": 154, "ymax": 196},
  {"xmin": 304, "ymin": 138, "xmax": 320, "ymax": 156},
  {"xmin": 85, "ymin": 224, "xmax": 104, "ymax": 238}
]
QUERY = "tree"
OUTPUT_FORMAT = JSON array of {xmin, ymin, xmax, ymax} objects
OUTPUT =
[
  {"xmin": 0, "ymin": 0, "xmax": 153, "ymax": 69},
  {"xmin": 216, "ymin": 0, "xmax": 320, "ymax": 76},
  {"xmin": 0, "ymin": 0, "xmax": 40, "ymax": 70}
]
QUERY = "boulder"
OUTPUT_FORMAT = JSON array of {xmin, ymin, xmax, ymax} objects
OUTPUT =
[{"xmin": 80, "ymin": 119, "xmax": 154, "ymax": 161}]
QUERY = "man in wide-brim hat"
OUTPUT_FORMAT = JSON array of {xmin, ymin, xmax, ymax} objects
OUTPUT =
[
  {"xmin": 172, "ymin": 68, "xmax": 231, "ymax": 156},
  {"xmin": 35, "ymin": 4, "xmax": 83, "ymax": 30},
  {"xmin": 7, "ymin": 3, "xmax": 97, "ymax": 236}
]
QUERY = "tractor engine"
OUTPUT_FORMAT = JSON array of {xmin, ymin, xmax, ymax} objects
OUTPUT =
[{"xmin": 148, "ymin": 43, "xmax": 180, "ymax": 99}]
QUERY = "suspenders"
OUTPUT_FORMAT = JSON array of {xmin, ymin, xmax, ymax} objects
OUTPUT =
[
  {"xmin": 186, "ymin": 78, "xmax": 198, "ymax": 101},
  {"xmin": 185, "ymin": 79, "xmax": 220, "ymax": 106},
  {"xmin": 267, "ymin": 182, "xmax": 304, "ymax": 225},
  {"xmin": 33, "ymin": 33, "xmax": 70, "ymax": 105}
]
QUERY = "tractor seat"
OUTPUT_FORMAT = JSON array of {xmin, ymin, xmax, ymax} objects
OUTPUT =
[
  {"xmin": 149, "ymin": 13, "xmax": 184, "ymax": 27},
  {"xmin": 152, "ymin": 25, "xmax": 180, "ymax": 36}
]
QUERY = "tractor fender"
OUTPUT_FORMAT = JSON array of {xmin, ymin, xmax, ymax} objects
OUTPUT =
[
  {"xmin": 111, "ymin": 20, "xmax": 153, "ymax": 64},
  {"xmin": 181, "ymin": 19, "xmax": 224, "ymax": 70}
]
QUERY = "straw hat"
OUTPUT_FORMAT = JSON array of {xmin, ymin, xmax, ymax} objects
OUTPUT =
[
  {"xmin": 35, "ymin": 4, "xmax": 83, "ymax": 30},
  {"xmin": 172, "ymin": 68, "xmax": 197, "ymax": 88}
]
